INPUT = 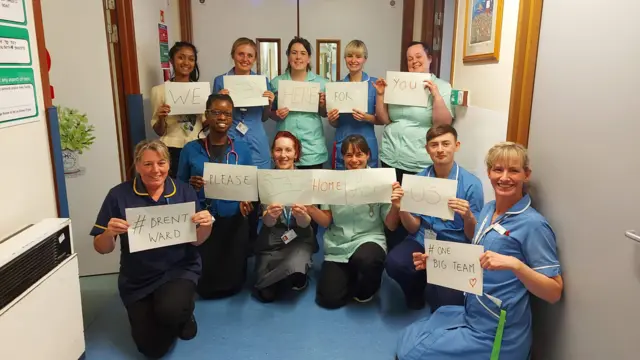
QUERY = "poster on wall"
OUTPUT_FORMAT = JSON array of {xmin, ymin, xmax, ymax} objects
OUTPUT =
[
  {"xmin": 158, "ymin": 23, "xmax": 169, "ymax": 69},
  {"xmin": 0, "ymin": 0, "xmax": 27, "ymax": 25},
  {"xmin": 0, "ymin": 25, "xmax": 31, "ymax": 65},
  {"xmin": 0, "ymin": 67, "xmax": 39, "ymax": 128}
]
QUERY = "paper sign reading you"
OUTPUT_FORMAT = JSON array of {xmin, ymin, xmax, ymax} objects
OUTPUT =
[
  {"xmin": 325, "ymin": 82, "xmax": 368, "ymax": 113},
  {"xmin": 277, "ymin": 80, "xmax": 321, "ymax": 113},
  {"xmin": 401, "ymin": 175, "xmax": 457, "ymax": 220},
  {"xmin": 426, "ymin": 239, "xmax": 484, "ymax": 296},
  {"xmin": 384, "ymin": 71, "xmax": 432, "ymax": 107},
  {"xmin": 203, "ymin": 163, "xmax": 258, "ymax": 201},
  {"xmin": 164, "ymin": 82, "xmax": 210, "ymax": 115},
  {"xmin": 223, "ymin": 75, "xmax": 268, "ymax": 107},
  {"xmin": 125, "ymin": 202, "xmax": 197, "ymax": 253}
]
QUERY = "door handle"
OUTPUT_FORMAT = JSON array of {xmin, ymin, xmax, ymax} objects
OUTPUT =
[{"xmin": 626, "ymin": 230, "xmax": 640, "ymax": 243}]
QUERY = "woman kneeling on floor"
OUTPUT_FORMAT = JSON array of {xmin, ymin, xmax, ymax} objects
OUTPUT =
[
  {"xmin": 252, "ymin": 131, "xmax": 316, "ymax": 302},
  {"xmin": 91, "ymin": 140, "xmax": 213, "ymax": 359},
  {"xmin": 307, "ymin": 135, "xmax": 404, "ymax": 309}
]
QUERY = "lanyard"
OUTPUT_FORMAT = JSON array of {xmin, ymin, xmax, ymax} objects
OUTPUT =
[
  {"xmin": 490, "ymin": 309, "xmax": 507, "ymax": 360},
  {"xmin": 283, "ymin": 207, "xmax": 292, "ymax": 229}
]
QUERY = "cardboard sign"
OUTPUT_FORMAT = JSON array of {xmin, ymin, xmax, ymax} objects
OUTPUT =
[
  {"xmin": 125, "ymin": 202, "xmax": 197, "ymax": 253},
  {"xmin": 426, "ymin": 239, "xmax": 484, "ymax": 295},
  {"xmin": 164, "ymin": 82, "xmax": 210, "ymax": 115},
  {"xmin": 258, "ymin": 170, "xmax": 314, "ymax": 205}
]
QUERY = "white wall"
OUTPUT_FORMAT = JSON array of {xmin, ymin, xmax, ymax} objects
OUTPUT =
[
  {"xmin": 527, "ymin": 1, "xmax": 640, "ymax": 359},
  {"xmin": 450, "ymin": 0, "xmax": 520, "ymax": 201},
  {"xmin": 133, "ymin": 0, "xmax": 181, "ymax": 140},
  {"xmin": 0, "ymin": 0, "xmax": 57, "ymax": 239},
  {"xmin": 42, "ymin": 0, "xmax": 121, "ymax": 275}
]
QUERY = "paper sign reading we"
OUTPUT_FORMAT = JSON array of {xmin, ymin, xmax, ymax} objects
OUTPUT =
[
  {"xmin": 125, "ymin": 202, "xmax": 197, "ymax": 253},
  {"xmin": 223, "ymin": 75, "xmax": 268, "ymax": 107},
  {"xmin": 384, "ymin": 71, "xmax": 432, "ymax": 107},
  {"xmin": 277, "ymin": 80, "xmax": 321, "ymax": 113},
  {"xmin": 345, "ymin": 168, "xmax": 396, "ymax": 205},
  {"xmin": 401, "ymin": 175, "xmax": 457, "ymax": 220},
  {"xmin": 164, "ymin": 82, "xmax": 210, "ymax": 115},
  {"xmin": 258, "ymin": 170, "xmax": 314, "ymax": 205},
  {"xmin": 310, "ymin": 169, "xmax": 346, "ymax": 205},
  {"xmin": 203, "ymin": 163, "xmax": 258, "ymax": 201},
  {"xmin": 325, "ymin": 82, "xmax": 368, "ymax": 113},
  {"xmin": 425, "ymin": 239, "xmax": 484, "ymax": 295}
]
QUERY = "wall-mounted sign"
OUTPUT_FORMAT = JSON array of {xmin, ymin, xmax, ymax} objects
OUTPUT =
[
  {"xmin": 0, "ymin": 25, "xmax": 31, "ymax": 65},
  {"xmin": 0, "ymin": 0, "xmax": 27, "ymax": 25},
  {"xmin": 0, "ymin": 67, "xmax": 39, "ymax": 128}
]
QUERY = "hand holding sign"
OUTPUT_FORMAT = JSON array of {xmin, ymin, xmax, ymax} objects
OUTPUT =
[
  {"xmin": 480, "ymin": 251, "xmax": 523, "ymax": 272},
  {"xmin": 106, "ymin": 218, "xmax": 129, "ymax": 236},
  {"xmin": 425, "ymin": 239, "xmax": 484, "ymax": 295}
]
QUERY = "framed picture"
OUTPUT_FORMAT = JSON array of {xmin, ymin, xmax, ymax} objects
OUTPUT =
[
  {"xmin": 316, "ymin": 39, "xmax": 341, "ymax": 82},
  {"xmin": 463, "ymin": 0, "xmax": 504, "ymax": 62}
]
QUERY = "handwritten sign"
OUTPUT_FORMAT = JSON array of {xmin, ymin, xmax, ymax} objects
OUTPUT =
[
  {"xmin": 310, "ymin": 170, "xmax": 346, "ymax": 205},
  {"xmin": 258, "ymin": 170, "xmax": 314, "ymax": 205},
  {"xmin": 425, "ymin": 239, "xmax": 484, "ymax": 295},
  {"xmin": 203, "ymin": 163, "xmax": 258, "ymax": 201},
  {"xmin": 164, "ymin": 81, "xmax": 210, "ymax": 115},
  {"xmin": 401, "ymin": 175, "xmax": 457, "ymax": 220},
  {"xmin": 125, "ymin": 202, "xmax": 197, "ymax": 253},
  {"xmin": 277, "ymin": 80, "xmax": 321, "ymax": 113},
  {"xmin": 223, "ymin": 75, "xmax": 268, "ymax": 107},
  {"xmin": 325, "ymin": 82, "xmax": 368, "ymax": 113},
  {"xmin": 345, "ymin": 168, "xmax": 396, "ymax": 204},
  {"xmin": 383, "ymin": 71, "xmax": 432, "ymax": 107}
]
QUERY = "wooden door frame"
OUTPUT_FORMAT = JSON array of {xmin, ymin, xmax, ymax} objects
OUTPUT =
[
  {"xmin": 178, "ymin": 0, "xmax": 193, "ymax": 42},
  {"xmin": 400, "ymin": 0, "xmax": 416, "ymax": 71}
]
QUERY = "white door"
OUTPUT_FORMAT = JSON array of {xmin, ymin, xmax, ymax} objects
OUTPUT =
[{"xmin": 526, "ymin": 1, "xmax": 640, "ymax": 359}]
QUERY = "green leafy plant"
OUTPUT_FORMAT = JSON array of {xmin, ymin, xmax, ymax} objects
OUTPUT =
[{"xmin": 57, "ymin": 105, "xmax": 96, "ymax": 154}]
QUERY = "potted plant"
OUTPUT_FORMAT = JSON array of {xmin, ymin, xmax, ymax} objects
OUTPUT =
[{"xmin": 57, "ymin": 105, "xmax": 96, "ymax": 174}]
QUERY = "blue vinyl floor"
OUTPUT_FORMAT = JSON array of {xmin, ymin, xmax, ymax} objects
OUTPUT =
[{"xmin": 81, "ymin": 228, "xmax": 431, "ymax": 360}]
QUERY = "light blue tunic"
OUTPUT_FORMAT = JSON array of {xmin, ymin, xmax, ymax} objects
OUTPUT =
[
  {"xmin": 333, "ymin": 72, "xmax": 379, "ymax": 169},
  {"xmin": 397, "ymin": 194, "xmax": 562, "ymax": 360},
  {"xmin": 213, "ymin": 68, "xmax": 272, "ymax": 169}
]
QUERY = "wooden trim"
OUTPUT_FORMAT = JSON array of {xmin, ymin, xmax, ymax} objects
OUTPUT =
[
  {"xmin": 297, "ymin": 0, "xmax": 300, "ymax": 37},
  {"xmin": 506, "ymin": 0, "xmax": 543, "ymax": 147},
  {"xmin": 115, "ymin": 0, "xmax": 140, "ymax": 95},
  {"xmin": 462, "ymin": 0, "xmax": 504, "ymax": 63},
  {"xmin": 256, "ymin": 38, "xmax": 282, "ymax": 77},
  {"xmin": 450, "ymin": 0, "xmax": 459, "ymax": 85},
  {"xmin": 400, "ymin": 0, "xmax": 415, "ymax": 71},
  {"xmin": 421, "ymin": 0, "xmax": 436, "ymax": 48},
  {"xmin": 315, "ymin": 39, "xmax": 341, "ymax": 81},
  {"xmin": 32, "ymin": 0, "xmax": 60, "ymax": 216},
  {"xmin": 178, "ymin": 0, "xmax": 193, "ymax": 43}
]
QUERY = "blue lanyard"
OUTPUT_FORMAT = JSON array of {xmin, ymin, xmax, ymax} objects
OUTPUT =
[{"xmin": 283, "ymin": 207, "xmax": 292, "ymax": 229}]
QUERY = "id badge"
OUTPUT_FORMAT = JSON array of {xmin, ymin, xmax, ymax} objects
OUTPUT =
[
  {"xmin": 281, "ymin": 229, "xmax": 297, "ymax": 244},
  {"xmin": 236, "ymin": 122, "xmax": 249, "ymax": 135},
  {"xmin": 424, "ymin": 229, "xmax": 437, "ymax": 241}
]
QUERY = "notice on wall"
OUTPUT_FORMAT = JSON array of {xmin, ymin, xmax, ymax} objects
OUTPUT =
[
  {"xmin": 203, "ymin": 163, "xmax": 259, "ymax": 201},
  {"xmin": 277, "ymin": 80, "xmax": 321, "ymax": 113},
  {"xmin": 425, "ymin": 239, "xmax": 484, "ymax": 295},
  {"xmin": 384, "ymin": 71, "xmax": 432, "ymax": 107},
  {"xmin": 401, "ymin": 175, "xmax": 457, "ymax": 220},
  {"xmin": 125, "ymin": 202, "xmax": 197, "ymax": 253},
  {"xmin": 0, "ymin": 67, "xmax": 38, "ymax": 128},
  {"xmin": 158, "ymin": 23, "xmax": 169, "ymax": 69},
  {"xmin": 345, "ymin": 168, "xmax": 396, "ymax": 205},
  {"xmin": 0, "ymin": 25, "xmax": 30, "ymax": 65},
  {"xmin": 325, "ymin": 82, "xmax": 368, "ymax": 113},
  {"xmin": 223, "ymin": 75, "xmax": 268, "ymax": 107},
  {"xmin": 164, "ymin": 81, "xmax": 210, "ymax": 115},
  {"xmin": 0, "ymin": 0, "xmax": 26, "ymax": 25}
]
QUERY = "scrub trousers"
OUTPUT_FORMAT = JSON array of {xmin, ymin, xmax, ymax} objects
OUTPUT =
[
  {"xmin": 253, "ymin": 242, "xmax": 314, "ymax": 302},
  {"xmin": 197, "ymin": 213, "xmax": 249, "ymax": 299},
  {"xmin": 316, "ymin": 242, "xmax": 386, "ymax": 309},
  {"xmin": 125, "ymin": 279, "xmax": 196, "ymax": 359},
  {"xmin": 168, "ymin": 146, "xmax": 182, "ymax": 179},
  {"xmin": 385, "ymin": 239, "xmax": 464, "ymax": 311},
  {"xmin": 381, "ymin": 161, "xmax": 417, "ymax": 251}
]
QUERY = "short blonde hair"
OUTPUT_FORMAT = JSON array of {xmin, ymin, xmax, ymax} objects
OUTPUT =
[
  {"xmin": 485, "ymin": 142, "xmax": 530, "ymax": 171},
  {"xmin": 344, "ymin": 40, "xmax": 368, "ymax": 59},
  {"xmin": 230, "ymin": 37, "xmax": 257, "ymax": 58},
  {"xmin": 134, "ymin": 140, "xmax": 170, "ymax": 165}
]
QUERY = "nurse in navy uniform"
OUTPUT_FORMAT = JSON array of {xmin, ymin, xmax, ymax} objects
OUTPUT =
[{"xmin": 91, "ymin": 139, "xmax": 213, "ymax": 359}]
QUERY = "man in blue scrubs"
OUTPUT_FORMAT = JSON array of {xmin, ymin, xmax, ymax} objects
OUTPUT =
[{"xmin": 386, "ymin": 124, "xmax": 484, "ymax": 311}]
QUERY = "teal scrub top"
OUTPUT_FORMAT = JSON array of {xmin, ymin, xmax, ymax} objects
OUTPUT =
[
  {"xmin": 379, "ymin": 74, "xmax": 454, "ymax": 173},
  {"xmin": 320, "ymin": 203, "xmax": 391, "ymax": 263},
  {"xmin": 270, "ymin": 71, "xmax": 328, "ymax": 166}
]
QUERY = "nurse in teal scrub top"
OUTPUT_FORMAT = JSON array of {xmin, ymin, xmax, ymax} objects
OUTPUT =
[
  {"xmin": 373, "ymin": 41, "xmax": 454, "ymax": 182},
  {"xmin": 270, "ymin": 36, "xmax": 328, "ymax": 170},
  {"xmin": 397, "ymin": 142, "xmax": 564, "ymax": 360}
]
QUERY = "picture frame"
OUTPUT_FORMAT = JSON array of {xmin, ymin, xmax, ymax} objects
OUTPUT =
[
  {"xmin": 462, "ymin": 0, "xmax": 504, "ymax": 62},
  {"xmin": 316, "ymin": 39, "xmax": 341, "ymax": 82},
  {"xmin": 256, "ymin": 38, "xmax": 282, "ymax": 80}
]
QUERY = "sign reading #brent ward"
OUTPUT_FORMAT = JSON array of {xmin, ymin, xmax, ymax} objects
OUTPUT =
[{"xmin": 125, "ymin": 202, "xmax": 197, "ymax": 253}]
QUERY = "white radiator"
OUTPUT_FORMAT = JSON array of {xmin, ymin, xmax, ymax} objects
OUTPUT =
[{"xmin": 0, "ymin": 218, "xmax": 85, "ymax": 360}]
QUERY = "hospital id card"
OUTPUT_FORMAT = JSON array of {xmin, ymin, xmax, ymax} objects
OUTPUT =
[
  {"xmin": 424, "ymin": 229, "xmax": 437, "ymax": 241},
  {"xmin": 281, "ymin": 229, "xmax": 297, "ymax": 244},
  {"xmin": 236, "ymin": 122, "xmax": 249, "ymax": 135}
]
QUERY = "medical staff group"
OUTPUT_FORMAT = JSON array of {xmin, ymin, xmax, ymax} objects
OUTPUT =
[{"xmin": 91, "ymin": 36, "xmax": 563, "ymax": 359}]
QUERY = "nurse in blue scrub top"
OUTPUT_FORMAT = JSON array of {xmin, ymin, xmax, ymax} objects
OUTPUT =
[
  {"xmin": 397, "ymin": 142, "xmax": 564, "ymax": 360},
  {"xmin": 91, "ymin": 140, "xmax": 213, "ymax": 359},
  {"xmin": 178, "ymin": 94, "xmax": 255, "ymax": 300},
  {"xmin": 326, "ymin": 40, "xmax": 380, "ymax": 169}
]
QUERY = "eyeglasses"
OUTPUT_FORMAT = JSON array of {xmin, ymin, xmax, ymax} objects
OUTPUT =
[{"xmin": 205, "ymin": 110, "xmax": 233, "ymax": 118}]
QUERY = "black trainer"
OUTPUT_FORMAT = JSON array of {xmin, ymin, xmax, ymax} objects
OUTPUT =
[{"xmin": 179, "ymin": 315, "xmax": 198, "ymax": 341}]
